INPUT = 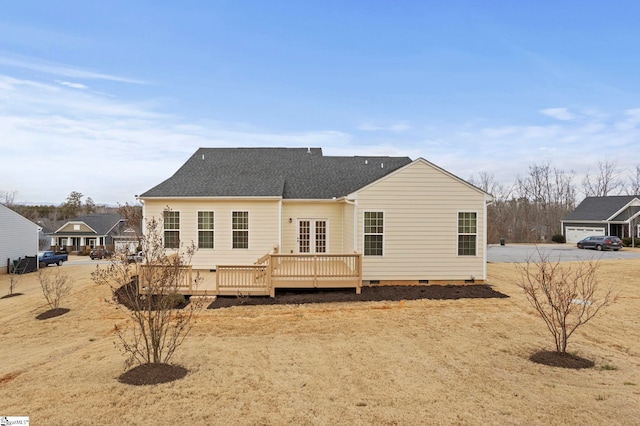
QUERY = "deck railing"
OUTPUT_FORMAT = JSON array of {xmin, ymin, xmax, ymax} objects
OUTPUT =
[
  {"xmin": 137, "ymin": 264, "xmax": 194, "ymax": 294},
  {"xmin": 216, "ymin": 252, "xmax": 362, "ymax": 297}
]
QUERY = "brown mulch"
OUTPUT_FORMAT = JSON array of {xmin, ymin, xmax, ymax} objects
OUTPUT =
[
  {"xmin": 530, "ymin": 351, "xmax": 595, "ymax": 369},
  {"xmin": 114, "ymin": 281, "xmax": 190, "ymax": 311},
  {"xmin": 208, "ymin": 284, "xmax": 509, "ymax": 309},
  {"xmin": 1, "ymin": 293, "xmax": 24, "ymax": 299},
  {"xmin": 118, "ymin": 363, "xmax": 188, "ymax": 386},
  {"xmin": 36, "ymin": 308, "xmax": 71, "ymax": 320}
]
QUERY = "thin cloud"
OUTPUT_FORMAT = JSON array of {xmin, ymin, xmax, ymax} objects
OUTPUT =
[
  {"xmin": 357, "ymin": 121, "xmax": 411, "ymax": 133},
  {"xmin": 0, "ymin": 54, "xmax": 147, "ymax": 84},
  {"xmin": 56, "ymin": 80, "xmax": 88, "ymax": 90},
  {"xmin": 540, "ymin": 107, "xmax": 575, "ymax": 121}
]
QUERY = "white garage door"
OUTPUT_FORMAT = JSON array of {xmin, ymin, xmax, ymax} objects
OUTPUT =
[{"xmin": 565, "ymin": 227, "xmax": 605, "ymax": 243}]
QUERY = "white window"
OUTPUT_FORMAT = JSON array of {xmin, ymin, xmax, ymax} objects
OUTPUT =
[
  {"xmin": 232, "ymin": 211, "xmax": 249, "ymax": 249},
  {"xmin": 364, "ymin": 212, "xmax": 384, "ymax": 256},
  {"xmin": 198, "ymin": 211, "xmax": 214, "ymax": 249},
  {"xmin": 458, "ymin": 212, "xmax": 477, "ymax": 256},
  {"xmin": 163, "ymin": 210, "xmax": 180, "ymax": 248}
]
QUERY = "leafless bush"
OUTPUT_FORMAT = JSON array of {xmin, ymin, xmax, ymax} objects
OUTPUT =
[
  {"xmin": 38, "ymin": 268, "xmax": 72, "ymax": 309},
  {"xmin": 6, "ymin": 271, "xmax": 21, "ymax": 296},
  {"xmin": 92, "ymin": 214, "xmax": 203, "ymax": 369},
  {"xmin": 515, "ymin": 250, "xmax": 616, "ymax": 353}
]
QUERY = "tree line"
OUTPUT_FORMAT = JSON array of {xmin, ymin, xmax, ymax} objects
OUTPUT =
[
  {"xmin": 1, "ymin": 190, "xmax": 116, "ymax": 229},
  {"xmin": 470, "ymin": 161, "xmax": 640, "ymax": 244}
]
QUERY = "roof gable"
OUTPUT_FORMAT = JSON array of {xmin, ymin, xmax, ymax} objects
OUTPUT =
[
  {"xmin": 54, "ymin": 213, "xmax": 124, "ymax": 235},
  {"xmin": 140, "ymin": 147, "xmax": 412, "ymax": 199},
  {"xmin": 347, "ymin": 157, "xmax": 492, "ymax": 200},
  {"xmin": 0, "ymin": 204, "xmax": 40, "ymax": 230}
]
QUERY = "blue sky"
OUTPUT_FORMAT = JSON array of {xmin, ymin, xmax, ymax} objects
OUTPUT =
[{"xmin": 1, "ymin": 1, "xmax": 639, "ymax": 205}]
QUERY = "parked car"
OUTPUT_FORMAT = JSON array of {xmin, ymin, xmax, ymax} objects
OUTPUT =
[
  {"xmin": 38, "ymin": 251, "xmax": 68, "ymax": 267},
  {"xmin": 127, "ymin": 251, "xmax": 145, "ymax": 263},
  {"xmin": 576, "ymin": 236, "xmax": 622, "ymax": 251},
  {"xmin": 90, "ymin": 248, "xmax": 113, "ymax": 259}
]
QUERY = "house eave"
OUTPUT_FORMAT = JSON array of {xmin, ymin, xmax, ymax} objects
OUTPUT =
[{"xmin": 140, "ymin": 195, "xmax": 284, "ymax": 201}]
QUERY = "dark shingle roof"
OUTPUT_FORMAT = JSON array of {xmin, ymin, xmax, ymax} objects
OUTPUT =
[
  {"xmin": 140, "ymin": 148, "xmax": 413, "ymax": 199},
  {"xmin": 54, "ymin": 213, "xmax": 124, "ymax": 235},
  {"xmin": 563, "ymin": 196, "xmax": 640, "ymax": 221}
]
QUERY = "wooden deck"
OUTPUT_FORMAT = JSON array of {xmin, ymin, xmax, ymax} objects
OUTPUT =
[{"xmin": 139, "ymin": 253, "xmax": 362, "ymax": 297}]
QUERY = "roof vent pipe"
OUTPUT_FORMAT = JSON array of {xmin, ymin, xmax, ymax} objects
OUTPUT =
[
  {"xmin": 307, "ymin": 147, "xmax": 311, "ymax": 154},
  {"xmin": 365, "ymin": 160, "xmax": 368, "ymax": 165},
  {"xmin": 381, "ymin": 162, "xmax": 384, "ymax": 168},
  {"xmin": 202, "ymin": 154, "xmax": 205, "ymax": 160}
]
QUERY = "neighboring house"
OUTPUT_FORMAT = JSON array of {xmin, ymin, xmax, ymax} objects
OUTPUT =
[
  {"xmin": 49, "ymin": 213, "xmax": 124, "ymax": 252},
  {"xmin": 0, "ymin": 204, "xmax": 40, "ymax": 275},
  {"xmin": 561, "ymin": 195, "xmax": 640, "ymax": 243},
  {"xmin": 139, "ymin": 147, "xmax": 492, "ymax": 292}
]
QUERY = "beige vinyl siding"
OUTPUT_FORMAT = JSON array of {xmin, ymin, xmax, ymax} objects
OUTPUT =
[
  {"xmin": 281, "ymin": 201, "xmax": 344, "ymax": 254},
  {"xmin": 144, "ymin": 199, "xmax": 280, "ymax": 270},
  {"xmin": 58, "ymin": 222, "xmax": 94, "ymax": 233},
  {"xmin": 354, "ymin": 160, "xmax": 487, "ymax": 281},
  {"xmin": 342, "ymin": 202, "xmax": 356, "ymax": 253}
]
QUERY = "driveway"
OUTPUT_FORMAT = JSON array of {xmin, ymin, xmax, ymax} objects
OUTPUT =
[{"xmin": 487, "ymin": 244, "xmax": 640, "ymax": 263}]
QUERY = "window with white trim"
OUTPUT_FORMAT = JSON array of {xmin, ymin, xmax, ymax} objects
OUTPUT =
[
  {"xmin": 163, "ymin": 210, "xmax": 180, "ymax": 249},
  {"xmin": 458, "ymin": 212, "xmax": 477, "ymax": 256},
  {"xmin": 232, "ymin": 211, "xmax": 249, "ymax": 249},
  {"xmin": 364, "ymin": 211, "xmax": 384, "ymax": 256},
  {"xmin": 198, "ymin": 211, "xmax": 214, "ymax": 249}
]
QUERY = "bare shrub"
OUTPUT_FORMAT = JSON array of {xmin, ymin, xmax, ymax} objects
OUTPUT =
[
  {"xmin": 92, "ymin": 214, "xmax": 203, "ymax": 369},
  {"xmin": 515, "ymin": 250, "xmax": 616, "ymax": 353},
  {"xmin": 6, "ymin": 271, "xmax": 21, "ymax": 296},
  {"xmin": 38, "ymin": 268, "xmax": 72, "ymax": 309}
]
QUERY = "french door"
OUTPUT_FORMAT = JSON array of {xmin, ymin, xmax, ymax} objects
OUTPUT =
[{"xmin": 297, "ymin": 219, "xmax": 328, "ymax": 253}]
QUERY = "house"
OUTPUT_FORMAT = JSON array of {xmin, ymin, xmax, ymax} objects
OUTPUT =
[
  {"xmin": 49, "ymin": 213, "xmax": 124, "ymax": 253},
  {"xmin": 0, "ymin": 204, "xmax": 40, "ymax": 274},
  {"xmin": 139, "ymin": 147, "xmax": 492, "ymax": 295},
  {"xmin": 561, "ymin": 195, "xmax": 640, "ymax": 243}
]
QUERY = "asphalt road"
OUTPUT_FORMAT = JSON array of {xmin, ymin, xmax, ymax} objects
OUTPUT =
[{"xmin": 487, "ymin": 244, "xmax": 640, "ymax": 263}]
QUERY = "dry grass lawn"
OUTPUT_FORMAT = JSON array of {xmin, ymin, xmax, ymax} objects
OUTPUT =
[{"xmin": 1, "ymin": 256, "xmax": 639, "ymax": 425}]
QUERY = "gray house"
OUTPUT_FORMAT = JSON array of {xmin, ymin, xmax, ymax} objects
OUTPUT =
[
  {"xmin": 561, "ymin": 195, "xmax": 640, "ymax": 243},
  {"xmin": 0, "ymin": 204, "xmax": 40, "ymax": 274},
  {"xmin": 50, "ymin": 213, "xmax": 124, "ymax": 252}
]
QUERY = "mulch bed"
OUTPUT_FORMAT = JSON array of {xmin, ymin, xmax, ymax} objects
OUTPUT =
[
  {"xmin": 530, "ymin": 351, "xmax": 595, "ymax": 369},
  {"xmin": 118, "ymin": 363, "xmax": 188, "ymax": 386},
  {"xmin": 36, "ymin": 308, "xmax": 70, "ymax": 320},
  {"xmin": 208, "ymin": 284, "xmax": 509, "ymax": 309},
  {"xmin": 114, "ymin": 281, "xmax": 190, "ymax": 311},
  {"xmin": 1, "ymin": 293, "xmax": 24, "ymax": 299}
]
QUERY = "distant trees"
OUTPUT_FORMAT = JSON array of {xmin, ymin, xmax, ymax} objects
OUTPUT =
[
  {"xmin": 473, "ymin": 160, "xmax": 640, "ymax": 243},
  {"xmin": 582, "ymin": 160, "xmax": 624, "ymax": 197}
]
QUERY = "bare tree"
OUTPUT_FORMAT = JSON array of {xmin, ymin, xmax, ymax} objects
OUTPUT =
[
  {"xmin": 38, "ymin": 268, "xmax": 72, "ymax": 309},
  {"xmin": 6, "ymin": 270, "xmax": 21, "ymax": 296},
  {"xmin": 626, "ymin": 165, "xmax": 640, "ymax": 196},
  {"xmin": 582, "ymin": 160, "xmax": 623, "ymax": 197},
  {"xmin": 0, "ymin": 190, "xmax": 17, "ymax": 206},
  {"xmin": 515, "ymin": 251, "xmax": 616, "ymax": 353},
  {"xmin": 91, "ymin": 214, "xmax": 202, "ymax": 369},
  {"xmin": 84, "ymin": 197, "xmax": 97, "ymax": 214},
  {"xmin": 515, "ymin": 163, "xmax": 576, "ymax": 241}
]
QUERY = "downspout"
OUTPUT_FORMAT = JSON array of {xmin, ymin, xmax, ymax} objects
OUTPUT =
[
  {"xmin": 278, "ymin": 199, "xmax": 282, "ymax": 252},
  {"xmin": 484, "ymin": 197, "xmax": 494, "ymax": 281},
  {"xmin": 344, "ymin": 198, "xmax": 358, "ymax": 252}
]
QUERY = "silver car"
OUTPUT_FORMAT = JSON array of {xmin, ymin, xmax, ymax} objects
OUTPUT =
[{"xmin": 576, "ymin": 236, "xmax": 622, "ymax": 251}]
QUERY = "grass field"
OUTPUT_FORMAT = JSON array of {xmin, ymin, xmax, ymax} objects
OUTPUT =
[{"xmin": 1, "ymin": 256, "xmax": 639, "ymax": 425}]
